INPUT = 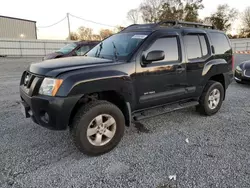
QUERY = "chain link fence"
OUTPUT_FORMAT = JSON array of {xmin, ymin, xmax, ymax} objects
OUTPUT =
[{"xmin": 0, "ymin": 39, "xmax": 73, "ymax": 57}]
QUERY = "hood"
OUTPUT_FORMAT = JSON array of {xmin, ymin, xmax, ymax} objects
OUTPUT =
[
  {"xmin": 29, "ymin": 56, "xmax": 114, "ymax": 77},
  {"xmin": 43, "ymin": 52, "xmax": 64, "ymax": 60},
  {"xmin": 242, "ymin": 60, "xmax": 250, "ymax": 70}
]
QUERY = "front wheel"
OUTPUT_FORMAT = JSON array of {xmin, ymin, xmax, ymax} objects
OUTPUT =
[
  {"xmin": 196, "ymin": 81, "xmax": 224, "ymax": 116},
  {"xmin": 70, "ymin": 100, "xmax": 125, "ymax": 156}
]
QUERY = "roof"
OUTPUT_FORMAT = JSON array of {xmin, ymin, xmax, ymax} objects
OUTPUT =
[
  {"xmin": 120, "ymin": 21, "xmax": 219, "ymax": 33},
  {"xmin": 0, "ymin": 15, "xmax": 36, "ymax": 23}
]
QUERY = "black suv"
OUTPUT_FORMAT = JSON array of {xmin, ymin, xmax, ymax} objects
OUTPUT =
[{"xmin": 20, "ymin": 21, "xmax": 233, "ymax": 156}]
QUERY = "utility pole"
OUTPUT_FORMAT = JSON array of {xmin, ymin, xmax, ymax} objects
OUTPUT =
[{"xmin": 67, "ymin": 13, "xmax": 71, "ymax": 40}]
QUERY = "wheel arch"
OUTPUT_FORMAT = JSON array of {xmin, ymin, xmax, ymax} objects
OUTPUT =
[{"xmin": 68, "ymin": 90, "xmax": 132, "ymax": 128}]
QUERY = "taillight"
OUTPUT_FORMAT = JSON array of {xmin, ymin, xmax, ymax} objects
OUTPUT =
[{"xmin": 232, "ymin": 55, "xmax": 234, "ymax": 70}]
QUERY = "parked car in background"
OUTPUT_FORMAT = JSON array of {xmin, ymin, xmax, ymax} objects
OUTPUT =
[
  {"xmin": 43, "ymin": 41, "xmax": 99, "ymax": 60},
  {"xmin": 235, "ymin": 60, "xmax": 250, "ymax": 84}
]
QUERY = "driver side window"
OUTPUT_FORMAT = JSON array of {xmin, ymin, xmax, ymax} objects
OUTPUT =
[{"xmin": 145, "ymin": 37, "xmax": 179, "ymax": 63}]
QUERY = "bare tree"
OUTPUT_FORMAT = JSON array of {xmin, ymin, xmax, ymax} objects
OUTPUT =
[
  {"xmin": 78, "ymin": 27, "xmax": 94, "ymax": 41},
  {"xmin": 127, "ymin": 9, "xmax": 139, "ymax": 24},
  {"xmin": 139, "ymin": 0, "xmax": 204, "ymax": 23},
  {"xmin": 99, "ymin": 29, "xmax": 113, "ymax": 40},
  {"xmin": 68, "ymin": 32, "xmax": 79, "ymax": 40},
  {"xmin": 242, "ymin": 7, "xmax": 250, "ymax": 32},
  {"xmin": 139, "ymin": 0, "xmax": 166, "ymax": 23}
]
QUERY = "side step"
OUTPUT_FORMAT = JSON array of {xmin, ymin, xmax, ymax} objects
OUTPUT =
[{"xmin": 133, "ymin": 101, "xmax": 199, "ymax": 121}]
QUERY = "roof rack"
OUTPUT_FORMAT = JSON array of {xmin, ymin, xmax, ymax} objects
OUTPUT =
[
  {"xmin": 121, "ymin": 20, "xmax": 215, "ymax": 33},
  {"xmin": 158, "ymin": 20, "xmax": 215, "ymax": 29}
]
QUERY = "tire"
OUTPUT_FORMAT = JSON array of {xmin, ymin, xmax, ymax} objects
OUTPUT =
[
  {"xmin": 70, "ymin": 100, "xmax": 125, "ymax": 156},
  {"xmin": 196, "ymin": 81, "xmax": 224, "ymax": 116}
]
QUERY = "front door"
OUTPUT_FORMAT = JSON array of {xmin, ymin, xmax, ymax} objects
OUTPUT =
[{"xmin": 134, "ymin": 32, "xmax": 189, "ymax": 110}]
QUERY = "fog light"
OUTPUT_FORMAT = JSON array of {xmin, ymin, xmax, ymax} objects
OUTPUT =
[{"xmin": 41, "ymin": 112, "xmax": 49, "ymax": 123}]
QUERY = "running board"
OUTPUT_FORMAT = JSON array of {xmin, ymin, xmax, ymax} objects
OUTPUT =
[{"xmin": 133, "ymin": 101, "xmax": 199, "ymax": 121}]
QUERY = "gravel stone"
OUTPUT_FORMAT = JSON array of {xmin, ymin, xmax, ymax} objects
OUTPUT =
[{"xmin": 0, "ymin": 56, "xmax": 249, "ymax": 188}]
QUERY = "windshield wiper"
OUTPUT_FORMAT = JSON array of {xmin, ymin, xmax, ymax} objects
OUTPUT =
[
  {"xmin": 112, "ymin": 41, "xmax": 119, "ymax": 61},
  {"xmin": 95, "ymin": 42, "xmax": 103, "ymax": 57}
]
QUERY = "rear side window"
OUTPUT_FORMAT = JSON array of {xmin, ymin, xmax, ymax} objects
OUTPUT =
[
  {"xmin": 199, "ymin": 35, "xmax": 208, "ymax": 56},
  {"xmin": 184, "ymin": 34, "xmax": 209, "ymax": 60},
  {"xmin": 209, "ymin": 33, "xmax": 231, "ymax": 55},
  {"xmin": 146, "ymin": 37, "xmax": 179, "ymax": 63}
]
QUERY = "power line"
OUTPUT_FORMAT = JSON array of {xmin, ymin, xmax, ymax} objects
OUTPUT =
[
  {"xmin": 37, "ymin": 16, "xmax": 67, "ymax": 28},
  {"xmin": 69, "ymin": 13, "xmax": 116, "ymax": 28}
]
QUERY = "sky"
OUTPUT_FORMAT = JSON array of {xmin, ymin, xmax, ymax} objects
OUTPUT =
[{"xmin": 1, "ymin": 0, "xmax": 249, "ymax": 40}]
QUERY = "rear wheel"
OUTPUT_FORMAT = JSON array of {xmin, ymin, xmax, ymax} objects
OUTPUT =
[
  {"xmin": 70, "ymin": 100, "xmax": 125, "ymax": 156},
  {"xmin": 196, "ymin": 81, "xmax": 224, "ymax": 116}
]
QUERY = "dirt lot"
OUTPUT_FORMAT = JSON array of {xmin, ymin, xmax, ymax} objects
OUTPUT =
[{"xmin": 0, "ymin": 56, "xmax": 250, "ymax": 188}]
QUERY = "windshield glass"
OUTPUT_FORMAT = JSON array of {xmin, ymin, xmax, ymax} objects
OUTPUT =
[
  {"xmin": 57, "ymin": 43, "xmax": 77, "ymax": 54},
  {"xmin": 86, "ymin": 32, "xmax": 149, "ymax": 61}
]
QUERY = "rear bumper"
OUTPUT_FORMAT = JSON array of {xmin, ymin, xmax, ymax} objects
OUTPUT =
[{"xmin": 20, "ymin": 87, "xmax": 81, "ymax": 130}]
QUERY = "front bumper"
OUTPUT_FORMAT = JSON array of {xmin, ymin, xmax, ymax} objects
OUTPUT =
[
  {"xmin": 234, "ymin": 69, "xmax": 250, "ymax": 83},
  {"xmin": 20, "ymin": 87, "xmax": 81, "ymax": 130}
]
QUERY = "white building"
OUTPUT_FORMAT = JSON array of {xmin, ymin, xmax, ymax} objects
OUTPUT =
[{"xmin": 0, "ymin": 15, "xmax": 37, "ymax": 39}]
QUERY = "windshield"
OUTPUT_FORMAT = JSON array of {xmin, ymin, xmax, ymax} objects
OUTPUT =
[
  {"xmin": 86, "ymin": 32, "xmax": 149, "ymax": 61},
  {"xmin": 57, "ymin": 43, "xmax": 77, "ymax": 54}
]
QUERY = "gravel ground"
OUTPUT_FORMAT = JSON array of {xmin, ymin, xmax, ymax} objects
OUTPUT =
[{"xmin": 0, "ymin": 56, "xmax": 249, "ymax": 188}]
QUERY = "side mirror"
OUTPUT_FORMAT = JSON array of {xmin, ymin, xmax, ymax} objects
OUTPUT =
[{"xmin": 143, "ymin": 50, "xmax": 165, "ymax": 64}]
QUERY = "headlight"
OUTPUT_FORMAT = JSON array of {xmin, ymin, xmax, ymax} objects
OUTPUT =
[
  {"xmin": 236, "ymin": 66, "xmax": 242, "ymax": 72},
  {"xmin": 39, "ymin": 78, "xmax": 63, "ymax": 96}
]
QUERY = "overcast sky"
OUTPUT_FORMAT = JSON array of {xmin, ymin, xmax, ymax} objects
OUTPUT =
[{"xmin": 1, "ymin": 0, "xmax": 249, "ymax": 39}]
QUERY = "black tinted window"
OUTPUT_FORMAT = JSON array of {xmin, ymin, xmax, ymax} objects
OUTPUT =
[
  {"xmin": 87, "ymin": 32, "xmax": 149, "ymax": 61},
  {"xmin": 210, "ymin": 33, "xmax": 231, "ymax": 54},
  {"xmin": 184, "ymin": 35, "xmax": 202, "ymax": 59},
  {"xmin": 200, "ymin": 35, "xmax": 208, "ymax": 56},
  {"xmin": 184, "ymin": 35, "xmax": 209, "ymax": 60},
  {"xmin": 146, "ymin": 37, "xmax": 179, "ymax": 62}
]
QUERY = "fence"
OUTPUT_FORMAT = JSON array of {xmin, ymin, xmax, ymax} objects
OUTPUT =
[
  {"xmin": 231, "ymin": 38, "xmax": 250, "ymax": 53},
  {"xmin": 1, "ymin": 38, "xmax": 250, "ymax": 57},
  {"xmin": 0, "ymin": 38, "xmax": 73, "ymax": 57}
]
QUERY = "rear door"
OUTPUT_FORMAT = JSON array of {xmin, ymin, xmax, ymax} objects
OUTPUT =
[{"xmin": 183, "ymin": 31, "xmax": 213, "ymax": 98}]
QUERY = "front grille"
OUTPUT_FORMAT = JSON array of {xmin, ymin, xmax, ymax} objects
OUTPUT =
[
  {"xmin": 245, "ymin": 70, "xmax": 250, "ymax": 77},
  {"xmin": 21, "ymin": 71, "xmax": 35, "ymax": 88},
  {"xmin": 20, "ymin": 71, "xmax": 42, "ymax": 95}
]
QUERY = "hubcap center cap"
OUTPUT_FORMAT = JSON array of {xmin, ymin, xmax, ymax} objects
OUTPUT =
[{"xmin": 98, "ymin": 125, "xmax": 106, "ymax": 134}]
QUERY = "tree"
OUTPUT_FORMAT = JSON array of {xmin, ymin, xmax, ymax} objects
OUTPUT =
[
  {"xmin": 158, "ymin": 0, "xmax": 204, "ymax": 22},
  {"xmin": 115, "ymin": 26, "xmax": 125, "ymax": 32},
  {"xmin": 241, "ymin": 7, "xmax": 250, "ymax": 37},
  {"xmin": 139, "ymin": 0, "xmax": 165, "ymax": 23},
  {"xmin": 139, "ymin": 0, "xmax": 204, "ymax": 23},
  {"xmin": 99, "ymin": 29, "xmax": 113, "ymax": 40},
  {"xmin": 69, "ymin": 32, "xmax": 79, "ymax": 40},
  {"xmin": 127, "ymin": 9, "xmax": 139, "ymax": 24},
  {"xmin": 205, "ymin": 4, "xmax": 238, "ymax": 32},
  {"xmin": 92, "ymin": 34, "xmax": 102, "ymax": 41},
  {"xmin": 78, "ymin": 27, "xmax": 94, "ymax": 40}
]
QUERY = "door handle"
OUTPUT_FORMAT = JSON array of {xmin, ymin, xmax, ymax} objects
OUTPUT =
[{"xmin": 176, "ymin": 67, "xmax": 185, "ymax": 72}]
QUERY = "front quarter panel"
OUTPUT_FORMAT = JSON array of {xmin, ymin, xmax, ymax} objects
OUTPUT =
[{"xmin": 56, "ymin": 62, "xmax": 135, "ymax": 104}]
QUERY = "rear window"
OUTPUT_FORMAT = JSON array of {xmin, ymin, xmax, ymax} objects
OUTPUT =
[
  {"xmin": 209, "ymin": 33, "xmax": 231, "ymax": 55},
  {"xmin": 184, "ymin": 34, "xmax": 209, "ymax": 60}
]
